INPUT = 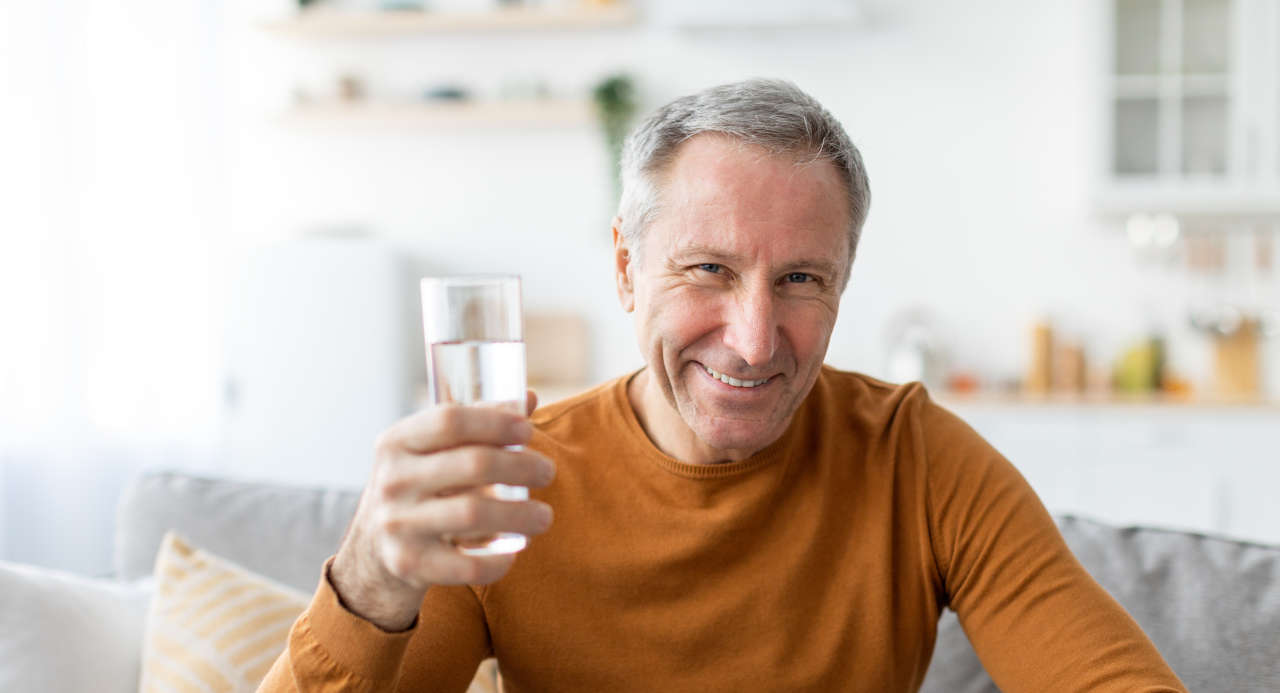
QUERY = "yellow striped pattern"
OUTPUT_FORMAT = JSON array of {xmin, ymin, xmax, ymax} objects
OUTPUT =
[{"xmin": 139, "ymin": 533, "xmax": 308, "ymax": 693}]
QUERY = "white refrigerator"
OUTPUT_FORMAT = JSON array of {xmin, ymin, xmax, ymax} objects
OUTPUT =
[{"xmin": 220, "ymin": 237, "xmax": 419, "ymax": 489}]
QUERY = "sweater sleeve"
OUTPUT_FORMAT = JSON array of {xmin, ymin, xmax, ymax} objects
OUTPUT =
[
  {"xmin": 257, "ymin": 557, "xmax": 491, "ymax": 693},
  {"xmin": 919, "ymin": 397, "xmax": 1187, "ymax": 693}
]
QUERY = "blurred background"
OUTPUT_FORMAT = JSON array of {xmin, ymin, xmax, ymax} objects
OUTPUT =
[{"xmin": 1, "ymin": 0, "xmax": 1277, "ymax": 577}]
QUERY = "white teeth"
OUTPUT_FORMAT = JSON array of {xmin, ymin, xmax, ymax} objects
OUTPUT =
[{"xmin": 703, "ymin": 365, "xmax": 769, "ymax": 388}]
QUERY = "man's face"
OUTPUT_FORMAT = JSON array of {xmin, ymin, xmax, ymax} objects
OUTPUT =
[{"xmin": 614, "ymin": 134, "xmax": 850, "ymax": 461}]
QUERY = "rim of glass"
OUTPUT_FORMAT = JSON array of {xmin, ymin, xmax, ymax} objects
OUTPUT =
[{"xmin": 420, "ymin": 274, "xmax": 521, "ymax": 287}]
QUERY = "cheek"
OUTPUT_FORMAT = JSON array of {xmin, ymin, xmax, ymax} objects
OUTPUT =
[
  {"xmin": 781, "ymin": 306, "xmax": 837, "ymax": 359},
  {"xmin": 645, "ymin": 290, "xmax": 722, "ymax": 352}
]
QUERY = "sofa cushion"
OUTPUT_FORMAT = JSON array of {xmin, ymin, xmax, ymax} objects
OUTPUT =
[
  {"xmin": 922, "ymin": 514, "xmax": 1280, "ymax": 692},
  {"xmin": 131, "ymin": 508, "xmax": 501, "ymax": 693},
  {"xmin": 140, "ymin": 532, "xmax": 309, "ymax": 691},
  {"xmin": 115, "ymin": 471, "xmax": 359, "ymax": 593},
  {"xmin": 0, "ymin": 560, "xmax": 151, "ymax": 693},
  {"xmin": 118, "ymin": 474, "xmax": 1279, "ymax": 689}
]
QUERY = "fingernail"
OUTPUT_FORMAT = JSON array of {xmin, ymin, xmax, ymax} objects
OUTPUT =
[{"xmin": 536, "ymin": 503, "xmax": 553, "ymax": 529}]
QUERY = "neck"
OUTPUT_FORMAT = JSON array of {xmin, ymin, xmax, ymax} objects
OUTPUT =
[{"xmin": 626, "ymin": 368, "xmax": 757, "ymax": 465}]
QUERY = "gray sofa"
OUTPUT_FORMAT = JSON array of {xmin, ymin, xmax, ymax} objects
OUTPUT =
[{"xmin": 116, "ymin": 471, "xmax": 1280, "ymax": 691}]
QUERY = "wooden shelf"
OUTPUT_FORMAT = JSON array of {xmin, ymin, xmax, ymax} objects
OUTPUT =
[
  {"xmin": 280, "ymin": 99, "xmax": 595, "ymax": 128},
  {"xmin": 263, "ymin": 4, "xmax": 638, "ymax": 37}
]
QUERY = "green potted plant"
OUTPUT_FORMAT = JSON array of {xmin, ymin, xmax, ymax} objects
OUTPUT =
[{"xmin": 592, "ymin": 74, "xmax": 637, "ymax": 204}]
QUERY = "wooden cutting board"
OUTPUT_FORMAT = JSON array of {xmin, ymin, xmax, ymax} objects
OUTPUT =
[{"xmin": 1214, "ymin": 319, "xmax": 1260, "ymax": 397}]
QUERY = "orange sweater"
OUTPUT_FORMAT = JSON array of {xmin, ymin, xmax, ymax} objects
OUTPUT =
[{"xmin": 262, "ymin": 367, "xmax": 1185, "ymax": 692}]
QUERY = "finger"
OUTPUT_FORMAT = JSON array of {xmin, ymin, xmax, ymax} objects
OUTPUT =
[
  {"xmin": 525, "ymin": 389, "xmax": 538, "ymax": 416},
  {"xmin": 383, "ymin": 496, "xmax": 553, "ymax": 539},
  {"xmin": 381, "ymin": 404, "xmax": 532, "ymax": 454},
  {"xmin": 381, "ymin": 539, "xmax": 517, "ymax": 586},
  {"xmin": 382, "ymin": 446, "xmax": 555, "ymax": 499}
]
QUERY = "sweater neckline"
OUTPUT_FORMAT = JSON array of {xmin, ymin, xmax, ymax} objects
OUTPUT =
[{"xmin": 610, "ymin": 369, "xmax": 800, "ymax": 480}]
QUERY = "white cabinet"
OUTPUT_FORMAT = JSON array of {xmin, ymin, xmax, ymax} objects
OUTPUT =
[
  {"xmin": 945, "ymin": 400, "xmax": 1280, "ymax": 545},
  {"xmin": 1100, "ymin": 0, "xmax": 1280, "ymax": 216}
]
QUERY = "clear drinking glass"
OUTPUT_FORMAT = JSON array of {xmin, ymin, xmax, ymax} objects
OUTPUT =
[{"xmin": 420, "ymin": 275, "xmax": 529, "ymax": 556}]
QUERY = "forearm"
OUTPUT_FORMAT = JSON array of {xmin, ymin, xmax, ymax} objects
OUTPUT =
[
  {"xmin": 256, "ymin": 558, "xmax": 417, "ymax": 693},
  {"xmin": 257, "ymin": 557, "xmax": 493, "ymax": 693},
  {"xmin": 924, "ymin": 400, "xmax": 1185, "ymax": 691},
  {"xmin": 954, "ymin": 538, "xmax": 1185, "ymax": 692}
]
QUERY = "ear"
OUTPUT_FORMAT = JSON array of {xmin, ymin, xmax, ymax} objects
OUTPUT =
[{"xmin": 612, "ymin": 218, "xmax": 635, "ymax": 313}]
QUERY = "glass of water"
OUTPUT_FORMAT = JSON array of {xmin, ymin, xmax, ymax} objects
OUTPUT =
[{"xmin": 420, "ymin": 275, "xmax": 529, "ymax": 556}]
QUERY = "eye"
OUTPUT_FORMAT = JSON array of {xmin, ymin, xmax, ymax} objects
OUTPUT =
[
  {"xmin": 696, "ymin": 263, "xmax": 724, "ymax": 274},
  {"xmin": 784, "ymin": 272, "xmax": 814, "ymax": 284}
]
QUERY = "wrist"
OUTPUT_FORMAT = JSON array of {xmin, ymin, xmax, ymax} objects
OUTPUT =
[{"xmin": 330, "ymin": 540, "xmax": 427, "ymax": 633}]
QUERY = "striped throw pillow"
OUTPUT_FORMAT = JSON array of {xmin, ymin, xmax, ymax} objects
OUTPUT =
[{"xmin": 139, "ymin": 532, "xmax": 308, "ymax": 692}]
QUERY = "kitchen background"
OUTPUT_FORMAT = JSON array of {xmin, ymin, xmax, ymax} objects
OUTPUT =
[{"xmin": 1, "ymin": 0, "xmax": 1278, "ymax": 576}]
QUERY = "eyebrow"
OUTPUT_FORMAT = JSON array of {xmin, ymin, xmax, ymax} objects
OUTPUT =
[{"xmin": 670, "ymin": 242, "xmax": 841, "ymax": 279}]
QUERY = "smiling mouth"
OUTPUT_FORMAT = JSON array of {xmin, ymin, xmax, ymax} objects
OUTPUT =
[{"xmin": 702, "ymin": 364, "xmax": 772, "ymax": 388}]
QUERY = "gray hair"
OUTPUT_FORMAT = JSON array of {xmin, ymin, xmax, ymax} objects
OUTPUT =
[{"xmin": 616, "ymin": 78, "xmax": 871, "ymax": 283}]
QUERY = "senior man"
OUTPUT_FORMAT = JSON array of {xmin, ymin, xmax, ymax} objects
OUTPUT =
[{"xmin": 263, "ymin": 80, "xmax": 1184, "ymax": 692}]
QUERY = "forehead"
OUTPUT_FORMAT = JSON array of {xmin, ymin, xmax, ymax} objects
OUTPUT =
[{"xmin": 648, "ymin": 134, "xmax": 850, "ymax": 268}]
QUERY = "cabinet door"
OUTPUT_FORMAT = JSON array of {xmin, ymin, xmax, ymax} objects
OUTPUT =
[
  {"xmin": 1265, "ymin": 0, "xmax": 1280, "ymax": 179},
  {"xmin": 1224, "ymin": 0, "xmax": 1278, "ymax": 180},
  {"xmin": 1114, "ymin": 96, "xmax": 1163, "ymax": 175},
  {"xmin": 1102, "ymin": 0, "xmax": 1280, "ymax": 212},
  {"xmin": 955, "ymin": 407, "xmax": 1222, "ymax": 534},
  {"xmin": 1115, "ymin": 0, "xmax": 1162, "ymax": 77},
  {"xmin": 1112, "ymin": 0, "xmax": 1165, "ymax": 176},
  {"xmin": 1110, "ymin": 0, "xmax": 1234, "ymax": 179},
  {"xmin": 1212, "ymin": 412, "xmax": 1280, "ymax": 544}
]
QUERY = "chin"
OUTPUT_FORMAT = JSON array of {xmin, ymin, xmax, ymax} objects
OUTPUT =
[{"xmin": 693, "ymin": 417, "xmax": 784, "ymax": 457}]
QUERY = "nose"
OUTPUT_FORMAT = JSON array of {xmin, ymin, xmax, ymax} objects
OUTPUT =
[{"xmin": 722, "ymin": 282, "xmax": 778, "ymax": 368}]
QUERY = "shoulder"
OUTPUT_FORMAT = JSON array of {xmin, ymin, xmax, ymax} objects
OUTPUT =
[
  {"xmin": 814, "ymin": 366, "xmax": 990, "ymax": 462},
  {"xmin": 812, "ymin": 365, "xmax": 933, "ymax": 426},
  {"xmin": 528, "ymin": 376, "xmax": 628, "ymax": 444}
]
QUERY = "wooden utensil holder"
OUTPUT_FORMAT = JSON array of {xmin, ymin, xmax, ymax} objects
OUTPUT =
[{"xmin": 1213, "ymin": 319, "xmax": 1260, "ymax": 398}]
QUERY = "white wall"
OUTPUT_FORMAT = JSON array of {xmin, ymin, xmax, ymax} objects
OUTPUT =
[
  {"xmin": 4, "ymin": 0, "xmax": 1278, "ymax": 574},
  {"xmin": 224, "ymin": 0, "xmax": 1276, "ymax": 394},
  {"xmin": 0, "ymin": 0, "xmax": 230, "ymax": 573}
]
